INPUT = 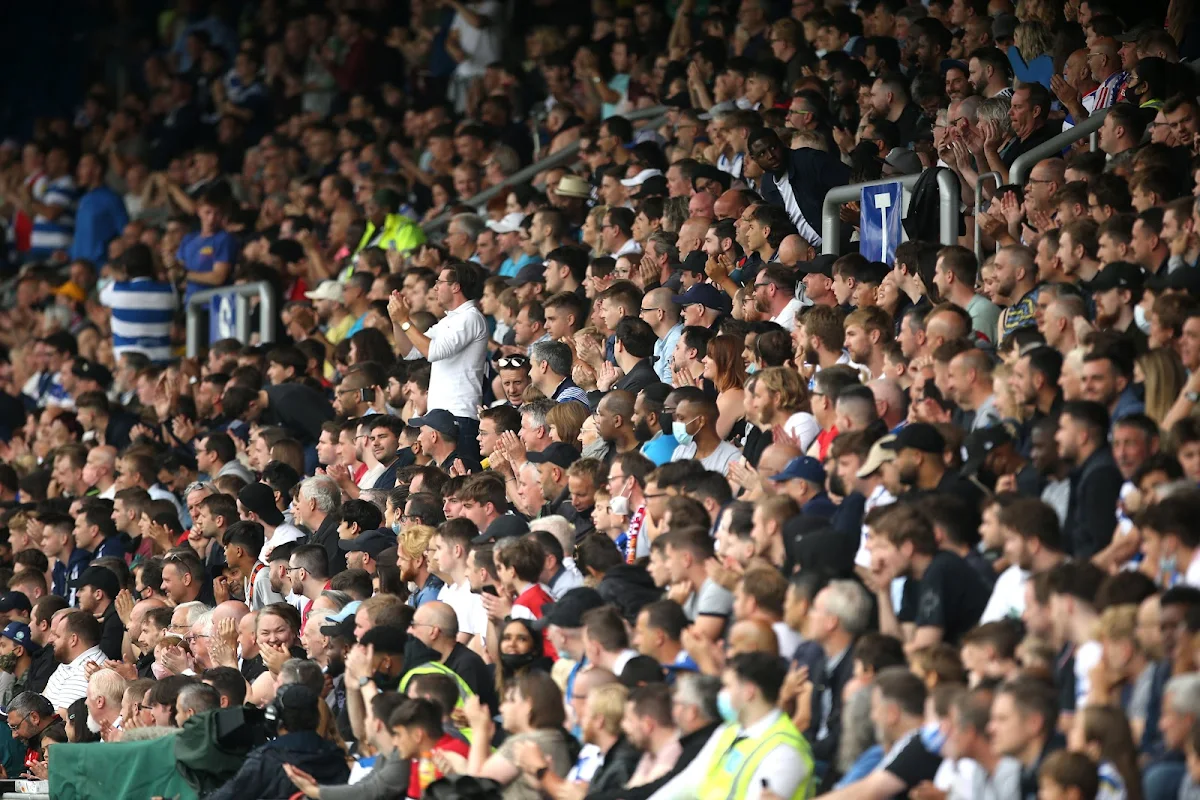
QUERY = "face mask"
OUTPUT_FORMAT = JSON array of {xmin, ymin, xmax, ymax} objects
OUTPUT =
[
  {"xmin": 392, "ymin": 519, "xmax": 403, "ymax": 534},
  {"xmin": 1160, "ymin": 554, "xmax": 1177, "ymax": 578},
  {"xmin": 1134, "ymin": 304, "xmax": 1150, "ymax": 334},
  {"xmin": 500, "ymin": 651, "xmax": 540, "ymax": 673},
  {"xmin": 828, "ymin": 473, "xmax": 847, "ymax": 498},
  {"xmin": 921, "ymin": 721, "xmax": 947, "ymax": 755},
  {"xmin": 746, "ymin": 363, "xmax": 758, "ymax": 374},
  {"xmin": 672, "ymin": 419, "xmax": 695, "ymax": 446},
  {"xmin": 0, "ymin": 653, "xmax": 17, "ymax": 673},
  {"xmin": 716, "ymin": 689, "xmax": 738, "ymax": 723},
  {"xmin": 660, "ymin": 410, "xmax": 676, "ymax": 433}
]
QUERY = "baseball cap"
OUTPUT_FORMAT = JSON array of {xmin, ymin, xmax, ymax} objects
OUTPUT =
[
  {"xmin": 671, "ymin": 283, "xmax": 728, "ymax": 311},
  {"xmin": 620, "ymin": 168, "xmax": 664, "ymax": 188},
  {"xmin": 74, "ymin": 566, "xmax": 120, "ymax": 599},
  {"xmin": 770, "ymin": 455, "xmax": 827, "ymax": 484},
  {"xmin": 472, "ymin": 514, "xmax": 530, "ymax": 545},
  {"xmin": 1088, "ymin": 261, "xmax": 1145, "ymax": 294},
  {"xmin": 0, "ymin": 622, "xmax": 31, "ymax": 649},
  {"xmin": 512, "ymin": 262, "xmax": 546, "ymax": 287},
  {"xmin": 536, "ymin": 587, "xmax": 606, "ymax": 629},
  {"xmin": 882, "ymin": 422, "xmax": 946, "ymax": 454},
  {"xmin": 238, "ymin": 483, "xmax": 285, "ymax": 527},
  {"xmin": 305, "ymin": 280, "xmax": 345, "ymax": 303},
  {"xmin": 1116, "ymin": 20, "xmax": 1156, "ymax": 42},
  {"xmin": 72, "ymin": 359, "xmax": 113, "ymax": 390},
  {"xmin": 680, "ymin": 250, "xmax": 708, "ymax": 276},
  {"xmin": 0, "ymin": 592, "xmax": 32, "ymax": 615},
  {"xmin": 960, "ymin": 425, "xmax": 1015, "ymax": 477},
  {"xmin": 53, "ymin": 281, "xmax": 87, "ymax": 303},
  {"xmin": 633, "ymin": 175, "xmax": 668, "ymax": 199},
  {"xmin": 992, "ymin": 13, "xmax": 1017, "ymax": 40},
  {"xmin": 527, "ymin": 442, "xmax": 580, "ymax": 469},
  {"xmin": 487, "ymin": 212, "xmax": 526, "ymax": 234},
  {"xmin": 409, "ymin": 409, "xmax": 460, "ymax": 438},
  {"xmin": 338, "ymin": 528, "xmax": 398, "ymax": 556},
  {"xmin": 275, "ymin": 682, "xmax": 320, "ymax": 713},
  {"xmin": 883, "ymin": 147, "xmax": 923, "ymax": 175},
  {"xmin": 795, "ymin": 254, "xmax": 837, "ymax": 277},
  {"xmin": 556, "ymin": 175, "xmax": 592, "ymax": 199},
  {"xmin": 856, "ymin": 435, "xmax": 897, "ymax": 479}
]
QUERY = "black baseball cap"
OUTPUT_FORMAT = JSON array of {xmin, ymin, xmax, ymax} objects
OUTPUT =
[
  {"xmin": 0, "ymin": 592, "xmax": 32, "ymax": 614},
  {"xmin": 72, "ymin": 359, "xmax": 113, "ymax": 390},
  {"xmin": 359, "ymin": 624, "xmax": 409, "ymax": 655},
  {"xmin": 471, "ymin": 514, "xmax": 530, "ymax": 545},
  {"xmin": 512, "ymin": 263, "xmax": 546, "ymax": 287},
  {"xmin": 796, "ymin": 254, "xmax": 837, "ymax": 277},
  {"xmin": 680, "ymin": 250, "xmax": 708, "ymax": 276},
  {"xmin": 882, "ymin": 422, "xmax": 946, "ymax": 454},
  {"xmin": 960, "ymin": 425, "xmax": 1014, "ymax": 477},
  {"xmin": 526, "ymin": 442, "xmax": 580, "ymax": 470},
  {"xmin": 238, "ymin": 483, "xmax": 285, "ymax": 527},
  {"xmin": 1088, "ymin": 261, "xmax": 1144, "ymax": 294},
  {"xmin": 536, "ymin": 587, "xmax": 605, "ymax": 630},
  {"xmin": 74, "ymin": 566, "xmax": 120, "ymax": 599},
  {"xmin": 409, "ymin": 409, "xmax": 460, "ymax": 438},
  {"xmin": 338, "ymin": 528, "xmax": 398, "ymax": 556}
]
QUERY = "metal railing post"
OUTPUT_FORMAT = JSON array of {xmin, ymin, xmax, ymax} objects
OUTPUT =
[
  {"xmin": 184, "ymin": 281, "xmax": 278, "ymax": 357},
  {"xmin": 937, "ymin": 170, "xmax": 960, "ymax": 248},
  {"xmin": 974, "ymin": 171, "xmax": 1003, "ymax": 262},
  {"xmin": 1010, "ymin": 109, "xmax": 1107, "ymax": 185}
]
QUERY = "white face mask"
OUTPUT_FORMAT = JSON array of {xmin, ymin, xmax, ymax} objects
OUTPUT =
[{"xmin": 1134, "ymin": 303, "xmax": 1150, "ymax": 334}]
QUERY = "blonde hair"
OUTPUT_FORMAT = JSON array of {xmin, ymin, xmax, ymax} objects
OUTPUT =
[
  {"xmin": 1138, "ymin": 349, "xmax": 1187, "ymax": 426},
  {"xmin": 1014, "ymin": 21, "xmax": 1054, "ymax": 60},
  {"xmin": 757, "ymin": 366, "xmax": 809, "ymax": 414},
  {"xmin": 1015, "ymin": 0, "xmax": 1059, "ymax": 27},
  {"xmin": 588, "ymin": 683, "xmax": 629, "ymax": 736},
  {"xmin": 400, "ymin": 524, "xmax": 436, "ymax": 560},
  {"xmin": 1096, "ymin": 603, "xmax": 1139, "ymax": 643}
]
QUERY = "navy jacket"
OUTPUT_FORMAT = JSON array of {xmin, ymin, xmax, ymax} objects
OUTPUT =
[
  {"xmin": 759, "ymin": 147, "xmax": 851, "ymax": 245},
  {"xmin": 207, "ymin": 730, "xmax": 350, "ymax": 800}
]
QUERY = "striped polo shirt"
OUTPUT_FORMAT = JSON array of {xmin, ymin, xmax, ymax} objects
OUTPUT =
[
  {"xmin": 100, "ymin": 278, "xmax": 178, "ymax": 362},
  {"xmin": 29, "ymin": 173, "xmax": 77, "ymax": 259}
]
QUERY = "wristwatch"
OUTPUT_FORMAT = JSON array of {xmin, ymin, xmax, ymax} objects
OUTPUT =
[
  {"xmin": 400, "ymin": 321, "xmax": 412, "ymax": 332},
  {"xmin": 358, "ymin": 675, "xmax": 372, "ymax": 688},
  {"xmin": 1187, "ymin": 391, "xmax": 1200, "ymax": 404}
]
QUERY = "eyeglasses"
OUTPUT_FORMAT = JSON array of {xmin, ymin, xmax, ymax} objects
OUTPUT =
[
  {"xmin": 496, "ymin": 356, "xmax": 529, "ymax": 369},
  {"xmin": 640, "ymin": 307, "xmax": 660, "ymax": 313},
  {"xmin": 399, "ymin": 514, "xmax": 423, "ymax": 523},
  {"xmin": 285, "ymin": 566, "xmax": 305, "ymax": 574},
  {"xmin": 7, "ymin": 714, "xmax": 27, "ymax": 731}
]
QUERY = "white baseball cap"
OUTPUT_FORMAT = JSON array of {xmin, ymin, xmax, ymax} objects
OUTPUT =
[
  {"xmin": 486, "ymin": 212, "xmax": 526, "ymax": 234},
  {"xmin": 304, "ymin": 280, "xmax": 344, "ymax": 303},
  {"xmin": 620, "ymin": 168, "xmax": 664, "ymax": 187}
]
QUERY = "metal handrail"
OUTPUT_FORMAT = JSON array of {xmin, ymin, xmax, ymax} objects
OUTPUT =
[
  {"xmin": 421, "ymin": 104, "xmax": 671, "ymax": 236},
  {"xmin": 974, "ymin": 170, "xmax": 1003, "ymax": 262},
  {"xmin": 820, "ymin": 169, "xmax": 961, "ymax": 256},
  {"xmin": 1010, "ymin": 108, "xmax": 1108, "ymax": 185},
  {"xmin": 185, "ymin": 281, "xmax": 277, "ymax": 357}
]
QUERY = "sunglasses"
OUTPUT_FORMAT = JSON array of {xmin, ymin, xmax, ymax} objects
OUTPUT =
[{"xmin": 496, "ymin": 356, "xmax": 529, "ymax": 369}]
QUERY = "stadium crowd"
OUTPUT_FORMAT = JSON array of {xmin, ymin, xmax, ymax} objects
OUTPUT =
[{"xmin": 4, "ymin": 0, "xmax": 1200, "ymax": 798}]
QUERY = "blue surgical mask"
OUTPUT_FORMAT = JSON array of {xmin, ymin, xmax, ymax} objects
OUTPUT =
[
  {"xmin": 717, "ymin": 689, "xmax": 738, "ymax": 723},
  {"xmin": 672, "ymin": 419, "xmax": 694, "ymax": 446},
  {"xmin": 392, "ymin": 519, "xmax": 402, "ymax": 534},
  {"xmin": 746, "ymin": 363, "xmax": 758, "ymax": 374},
  {"xmin": 921, "ymin": 721, "xmax": 946, "ymax": 755}
]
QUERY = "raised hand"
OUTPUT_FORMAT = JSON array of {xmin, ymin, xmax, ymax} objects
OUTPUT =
[
  {"xmin": 388, "ymin": 290, "xmax": 411, "ymax": 325},
  {"xmin": 114, "ymin": 589, "xmax": 134, "ymax": 627}
]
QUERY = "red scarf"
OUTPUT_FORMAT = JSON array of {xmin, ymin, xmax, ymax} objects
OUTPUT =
[{"xmin": 624, "ymin": 505, "xmax": 647, "ymax": 564}]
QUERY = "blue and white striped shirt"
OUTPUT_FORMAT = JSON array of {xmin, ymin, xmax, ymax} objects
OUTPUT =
[
  {"xmin": 29, "ymin": 174, "xmax": 77, "ymax": 259},
  {"xmin": 100, "ymin": 278, "xmax": 178, "ymax": 363}
]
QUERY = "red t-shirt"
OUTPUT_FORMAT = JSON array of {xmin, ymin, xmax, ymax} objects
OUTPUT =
[
  {"xmin": 407, "ymin": 734, "xmax": 471, "ymax": 798},
  {"xmin": 516, "ymin": 584, "xmax": 557, "ymax": 659},
  {"xmin": 816, "ymin": 425, "xmax": 839, "ymax": 461}
]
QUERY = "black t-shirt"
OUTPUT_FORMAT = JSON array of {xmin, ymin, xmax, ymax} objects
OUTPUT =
[
  {"xmin": 898, "ymin": 550, "xmax": 990, "ymax": 645},
  {"xmin": 881, "ymin": 732, "xmax": 942, "ymax": 791}
]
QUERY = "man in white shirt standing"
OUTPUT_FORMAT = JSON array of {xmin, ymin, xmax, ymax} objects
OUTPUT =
[
  {"xmin": 389, "ymin": 262, "xmax": 489, "ymax": 458},
  {"xmin": 42, "ymin": 609, "xmax": 107, "ymax": 716}
]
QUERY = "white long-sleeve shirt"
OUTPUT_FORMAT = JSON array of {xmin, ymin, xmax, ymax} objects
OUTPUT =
[
  {"xmin": 649, "ymin": 710, "xmax": 811, "ymax": 800},
  {"xmin": 407, "ymin": 299, "xmax": 488, "ymax": 419}
]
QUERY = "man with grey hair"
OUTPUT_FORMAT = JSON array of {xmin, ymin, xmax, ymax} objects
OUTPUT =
[
  {"xmin": 85, "ymin": 668, "xmax": 127, "ymax": 735},
  {"xmin": 806, "ymin": 578, "xmax": 871, "ymax": 768},
  {"xmin": 529, "ymin": 343, "xmax": 590, "ymax": 407},
  {"xmin": 175, "ymin": 681, "xmax": 221, "ymax": 726},
  {"xmin": 446, "ymin": 213, "xmax": 486, "ymax": 261},
  {"xmin": 294, "ymin": 475, "xmax": 344, "ymax": 574}
]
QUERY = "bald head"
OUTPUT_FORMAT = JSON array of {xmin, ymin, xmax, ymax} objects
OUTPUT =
[
  {"xmin": 727, "ymin": 619, "xmax": 779, "ymax": 657},
  {"xmin": 213, "ymin": 600, "xmax": 250, "ymax": 627},
  {"xmin": 414, "ymin": 600, "xmax": 458, "ymax": 637},
  {"xmin": 924, "ymin": 308, "xmax": 968, "ymax": 342},
  {"xmin": 645, "ymin": 287, "xmax": 679, "ymax": 317},
  {"xmin": 689, "ymin": 192, "xmax": 715, "ymax": 218},
  {"xmin": 869, "ymin": 379, "xmax": 904, "ymax": 420},
  {"xmin": 777, "ymin": 234, "xmax": 813, "ymax": 266},
  {"xmin": 758, "ymin": 443, "xmax": 801, "ymax": 479},
  {"xmin": 1031, "ymin": 158, "xmax": 1066, "ymax": 187},
  {"xmin": 714, "ymin": 189, "xmax": 750, "ymax": 221}
]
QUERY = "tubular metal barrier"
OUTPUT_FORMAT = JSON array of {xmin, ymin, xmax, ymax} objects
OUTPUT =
[
  {"xmin": 185, "ymin": 281, "xmax": 277, "ymax": 357},
  {"xmin": 974, "ymin": 170, "xmax": 1004, "ymax": 262},
  {"xmin": 1010, "ymin": 108, "xmax": 1107, "ymax": 186},
  {"xmin": 422, "ymin": 105, "xmax": 671, "ymax": 236},
  {"xmin": 820, "ymin": 169, "xmax": 961, "ymax": 255}
]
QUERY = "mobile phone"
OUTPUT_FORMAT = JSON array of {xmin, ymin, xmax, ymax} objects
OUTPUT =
[{"xmin": 359, "ymin": 388, "xmax": 373, "ymax": 402}]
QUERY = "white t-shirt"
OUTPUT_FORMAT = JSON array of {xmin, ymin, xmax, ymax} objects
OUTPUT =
[
  {"xmin": 784, "ymin": 412, "xmax": 820, "ymax": 453},
  {"xmin": 980, "ymin": 564, "xmax": 1028, "ymax": 624},
  {"xmin": 671, "ymin": 440, "xmax": 743, "ymax": 475},
  {"xmin": 1074, "ymin": 640, "xmax": 1103, "ymax": 708},
  {"xmin": 438, "ymin": 580, "xmax": 488, "ymax": 638},
  {"xmin": 450, "ymin": 0, "xmax": 502, "ymax": 77}
]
